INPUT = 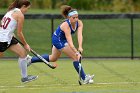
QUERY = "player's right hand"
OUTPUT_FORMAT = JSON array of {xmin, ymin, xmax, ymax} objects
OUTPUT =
[
  {"xmin": 76, "ymin": 52, "xmax": 82, "ymax": 60},
  {"xmin": 24, "ymin": 44, "xmax": 31, "ymax": 52}
]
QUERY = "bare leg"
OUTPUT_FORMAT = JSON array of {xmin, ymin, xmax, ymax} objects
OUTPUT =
[
  {"xmin": 0, "ymin": 52, "xmax": 4, "ymax": 57},
  {"xmin": 61, "ymin": 45, "xmax": 77, "ymax": 61},
  {"xmin": 49, "ymin": 46, "xmax": 61, "ymax": 62},
  {"xmin": 8, "ymin": 43, "xmax": 27, "ymax": 58},
  {"xmin": 8, "ymin": 43, "xmax": 28, "ymax": 78},
  {"xmin": 31, "ymin": 45, "xmax": 61, "ymax": 63}
]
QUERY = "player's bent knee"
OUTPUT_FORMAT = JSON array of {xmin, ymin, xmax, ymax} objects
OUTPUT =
[
  {"xmin": 49, "ymin": 55, "xmax": 58, "ymax": 62},
  {"xmin": 49, "ymin": 59, "xmax": 57, "ymax": 62},
  {"xmin": 18, "ymin": 52, "xmax": 27, "ymax": 58},
  {"xmin": 71, "ymin": 56, "xmax": 78, "ymax": 61},
  {"xmin": 0, "ymin": 53, "xmax": 4, "ymax": 57}
]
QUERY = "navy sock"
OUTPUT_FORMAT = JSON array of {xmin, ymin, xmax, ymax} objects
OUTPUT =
[
  {"xmin": 31, "ymin": 54, "xmax": 49, "ymax": 63},
  {"xmin": 73, "ymin": 61, "xmax": 86, "ymax": 80}
]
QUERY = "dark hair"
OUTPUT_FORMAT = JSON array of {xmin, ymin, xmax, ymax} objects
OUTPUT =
[
  {"xmin": 8, "ymin": 0, "xmax": 31, "ymax": 11},
  {"xmin": 61, "ymin": 5, "xmax": 77, "ymax": 18}
]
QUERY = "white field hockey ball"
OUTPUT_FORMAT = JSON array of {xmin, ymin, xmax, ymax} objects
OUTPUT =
[{"xmin": 89, "ymin": 79, "xmax": 94, "ymax": 84}]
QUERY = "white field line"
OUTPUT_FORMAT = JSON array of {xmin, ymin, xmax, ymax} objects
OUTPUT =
[
  {"xmin": 0, "ymin": 82, "xmax": 140, "ymax": 89},
  {"xmin": 96, "ymin": 82, "xmax": 140, "ymax": 85}
]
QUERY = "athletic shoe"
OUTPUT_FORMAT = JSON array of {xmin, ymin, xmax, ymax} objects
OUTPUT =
[
  {"xmin": 89, "ymin": 74, "xmax": 94, "ymax": 84},
  {"xmin": 83, "ymin": 74, "xmax": 94, "ymax": 84},
  {"xmin": 21, "ymin": 75, "xmax": 38, "ymax": 83},
  {"xmin": 26, "ymin": 55, "xmax": 32, "ymax": 67}
]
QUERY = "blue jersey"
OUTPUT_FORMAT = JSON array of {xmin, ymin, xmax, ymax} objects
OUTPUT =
[{"xmin": 52, "ymin": 19, "xmax": 78, "ymax": 50}]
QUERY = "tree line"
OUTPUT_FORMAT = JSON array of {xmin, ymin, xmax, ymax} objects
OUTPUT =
[{"xmin": 0, "ymin": 0, "xmax": 140, "ymax": 12}]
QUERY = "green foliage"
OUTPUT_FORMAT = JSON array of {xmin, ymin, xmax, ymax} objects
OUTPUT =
[
  {"xmin": 0, "ymin": 0, "xmax": 13, "ymax": 8},
  {"xmin": 112, "ymin": 0, "xmax": 133, "ymax": 12},
  {"xmin": 30, "ymin": 0, "xmax": 52, "ymax": 9},
  {"xmin": 67, "ymin": 0, "xmax": 94, "ymax": 10},
  {"xmin": 1, "ymin": 0, "xmax": 140, "ymax": 12},
  {"xmin": 94, "ymin": 0, "xmax": 113, "ymax": 11}
]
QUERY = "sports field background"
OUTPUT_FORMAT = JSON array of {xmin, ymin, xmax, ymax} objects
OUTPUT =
[
  {"xmin": 0, "ymin": 8, "xmax": 140, "ymax": 93},
  {"xmin": 2, "ymin": 18, "xmax": 140, "ymax": 58},
  {"xmin": 0, "ymin": 59, "xmax": 140, "ymax": 93},
  {"xmin": 0, "ymin": 8, "xmax": 140, "ymax": 58}
]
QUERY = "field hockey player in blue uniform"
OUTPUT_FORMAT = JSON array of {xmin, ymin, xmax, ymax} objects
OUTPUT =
[{"xmin": 28, "ymin": 5, "xmax": 94, "ymax": 84}]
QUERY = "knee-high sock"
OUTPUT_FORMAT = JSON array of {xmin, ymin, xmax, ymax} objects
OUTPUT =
[
  {"xmin": 31, "ymin": 54, "xmax": 49, "ymax": 63},
  {"xmin": 73, "ymin": 61, "xmax": 86, "ymax": 80},
  {"xmin": 18, "ymin": 57, "xmax": 27, "ymax": 78}
]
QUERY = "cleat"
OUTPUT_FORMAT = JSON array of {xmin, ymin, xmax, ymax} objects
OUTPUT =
[
  {"xmin": 26, "ymin": 55, "xmax": 32, "ymax": 67},
  {"xmin": 21, "ymin": 75, "xmax": 38, "ymax": 83},
  {"xmin": 90, "ymin": 74, "xmax": 94, "ymax": 80},
  {"xmin": 83, "ymin": 74, "xmax": 94, "ymax": 84}
]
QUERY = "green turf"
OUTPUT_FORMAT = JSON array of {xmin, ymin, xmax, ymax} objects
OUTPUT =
[{"xmin": 0, "ymin": 59, "xmax": 139, "ymax": 93}]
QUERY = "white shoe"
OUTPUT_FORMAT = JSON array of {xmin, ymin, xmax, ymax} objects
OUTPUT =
[
  {"xmin": 26, "ymin": 55, "xmax": 32, "ymax": 67},
  {"xmin": 83, "ymin": 74, "xmax": 94, "ymax": 84},
  {"xmin": 89, "ymin": 74, "xmax": 94, "ymax": 84}
]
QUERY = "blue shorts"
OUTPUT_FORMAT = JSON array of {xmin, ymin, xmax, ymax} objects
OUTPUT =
[{"xmin": 52, "ymin": 35, "xmax": 68, "ymax": 50}]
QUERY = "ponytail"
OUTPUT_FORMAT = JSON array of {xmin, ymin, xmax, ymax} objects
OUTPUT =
[
  {"xmin": 61, "ymin": 5, "xmax": 72, "ymax": 18},
  {"xmin": 8, "ymin": 0, "xmax": 31, "ymax": 11},
  {"xmin": 8, "ymin": 0, "xmax": 18, "ymax": 11}
]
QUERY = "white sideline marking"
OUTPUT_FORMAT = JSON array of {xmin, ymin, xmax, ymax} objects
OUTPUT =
[
  {"xmin": 96, "ymin": 82, "xmax": 140, "ymax": 85},
  {"xmin": 0, "ymin": 82, "xmax": 139, "ymax": 89}
]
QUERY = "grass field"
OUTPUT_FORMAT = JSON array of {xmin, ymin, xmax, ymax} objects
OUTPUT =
[{"xmin": 0, "ymin": 59, "xmax": 140, "ymax": 93}]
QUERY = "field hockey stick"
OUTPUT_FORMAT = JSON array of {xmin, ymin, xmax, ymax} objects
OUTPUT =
[
  {"xmin": 29, "ymin": 49, "xmax": 57, "ymax": 69},
  {"xmin": 15, "ymin": 38, "xmax": 57, "ymax": 69},
  {"xmin": 78, "ymin": 51, "xmax": 82, "ymax": 85}
]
